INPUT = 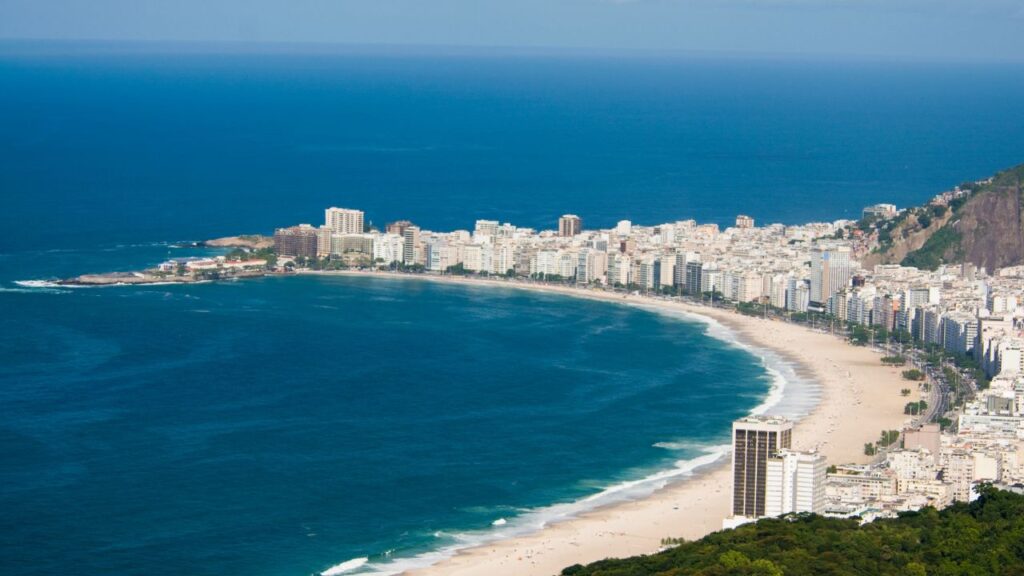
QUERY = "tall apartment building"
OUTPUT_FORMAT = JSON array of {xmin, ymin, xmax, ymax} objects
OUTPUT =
[
  {"xmin": 325, "ymin": 207, "xmax": 365, "ymax": 235},
  {"xmin": 685, "ymin": 260, "xmax": 703, "ymax": 295},
  {"xmin": 732, "ymin": 416, "xmax": 793, "ymax": 520},
  {"xmin": 810, "ymin": 246, "xmax": 852, "ymax": 307},
  {"xmin": 273, "ymin": 225, "xmax": 319, "ymax": 259},
  {"xmin": 402, "ymin": 226, "xmax": 420, "ymax": 266},
  {"xmin": 735, "ymin": 214, "xmax": 755, "ymax": 229},
  {"xmin": 558, "ymin": 214, "xmax": 582, "ymax": 237},
  {"xmin": 316, "ymin": 225, "xmax": 333, "ymax": 257},
  {"xmin": 764, "ymin": 449, "xmax": 826, "ymax": 517}
]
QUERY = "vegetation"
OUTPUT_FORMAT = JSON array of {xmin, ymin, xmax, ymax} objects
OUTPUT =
[
  {"xmin": 902, "ymin": 369, "xmax": 926, "ymax": 381},
  {"xmin": 901, "ymin": 223, "xmax": 963, "ymax": 271},
  {"xmin": 561, "ymin": 487, "xmax": 1024, "ymax": 576},
  {"xmin": 904, "ymin": 400, "xmax": 928, "ymax": 415},
  {"xmin": 900, "ymin": 388, "xmax": 911, "ymax": 397},
  {"xmin": 735, "ymin": 301, "xmax": 767, "ymax": 318},
  {"xmin": 882, "ymin": 356, "xmax": 907, "ymax": 366},
  {"xmin": 878, "ymin": 429, "xmax": 900, "ymax": 447},
  {"xmin": 863, "ymin": 443, "xmax": 876, "ymax": 456},
  {"xmin": 445, "ymin": 262, "xmax": 469, "ymax": 275},
  {"xmin": 848, "ymin": 326, "xmax": 868, "ymax": 345}
]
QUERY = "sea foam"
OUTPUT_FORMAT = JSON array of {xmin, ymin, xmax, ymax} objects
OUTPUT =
[{"xmin": 321, "ymin": 557, "xmax": 369, "ymax": 575}]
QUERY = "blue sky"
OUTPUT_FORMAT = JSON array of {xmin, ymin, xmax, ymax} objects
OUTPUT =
[{"xmin": 2, "ymin": 0, "xmax": 1023, "ymax": 61}]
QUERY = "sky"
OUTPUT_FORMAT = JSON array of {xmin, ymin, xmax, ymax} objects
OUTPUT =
[{"xmin": 1, "ymin": 0, "xmax": 1023, "ymax": 61}]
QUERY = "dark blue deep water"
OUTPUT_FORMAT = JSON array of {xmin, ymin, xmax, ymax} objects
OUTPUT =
[{"xmin": 2, "ymin": 42, "xmax": 1024, "ymax": 576}]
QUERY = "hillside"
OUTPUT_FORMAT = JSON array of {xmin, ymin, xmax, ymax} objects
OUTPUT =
[
  {"xmin": 561, "ymin": 486, "xmax": 1024, "ymax": 576},
  {"xmin": 897, "ymin": 163, "xmax": 1024, "ymax": 272}
]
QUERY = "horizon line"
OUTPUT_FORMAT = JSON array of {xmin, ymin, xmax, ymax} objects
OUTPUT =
[{"xmin": 2, "ymin": 37, "xmax": 1024, "ymax": 66}]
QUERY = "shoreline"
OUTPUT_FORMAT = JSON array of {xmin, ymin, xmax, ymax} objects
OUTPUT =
[{"xmin": 298, "ymin": 270, "xmax": 910, "ymax": 576}]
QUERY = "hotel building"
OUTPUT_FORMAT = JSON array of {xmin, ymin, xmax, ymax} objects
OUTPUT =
[{"xmin": 731, "ymin": 416, "xmax": 793, "ymax": 520}]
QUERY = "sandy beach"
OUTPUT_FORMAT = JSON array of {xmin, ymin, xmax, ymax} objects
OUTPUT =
[{"xmin": 303, "ymin": 271, "xmax": 912, "ymax": 576}]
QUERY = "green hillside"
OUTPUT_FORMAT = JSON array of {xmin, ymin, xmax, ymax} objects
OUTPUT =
[
  {"xmin": 561, "ymin": 486, "xmax": 1024, "ymax": 576},
  {"xmin": 901, "ymin": 163, "xmax": 1024, "ymax": 271}
]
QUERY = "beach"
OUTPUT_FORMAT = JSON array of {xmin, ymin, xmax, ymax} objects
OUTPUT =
[{"xmin": 301, "ymin": 271, "xmax": 912, "ymax": 576}]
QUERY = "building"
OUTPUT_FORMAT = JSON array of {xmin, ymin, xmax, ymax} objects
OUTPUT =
[
  {"xmin": 474, "ymin": 220, "xmax": 499, "ymax": 241},
  {"xmin": 945, "ymin": 450, "xmax": 976, "ymax": 502},
  {"xmin": 325, "ymin": 207, "xmax": 365, "ymax": 235},
  {"xmin": 403, "ymin": 226, "xmax": 420, "ymax": 265},
  {"xmin": 862, "ymin": 203, "xmax": 898, "ymax": 220},
  {"xmin": 330, "ymin": 233, "xmax": 374, "ymax": 257},
  {"xmin": 765, "ymin": 449, "xmax": 827, "ymax": 517},
  {"xmin": 386, "ymin": 220, "xmax": 414, "ymax": 235},
  {"xmin": 810, "ymin": 246, "xmax": 852, "ymax": 307},
  {"xmin": 903, "ymin": 423, "xmax": 941, "ymax": 456},
  {"xmin": 558, "ymin": 214, "xmax": 582, "ymax": 237},
  {"xmin": 273, "ymin": 225, "xmax": 319, "ymax": 259},
  {"xmin": 732, "ymin": 416, "xmax": 793, "ymax": 520},
  {"xmin": 316, "ymin": 225, "xmax": 332, "ymax": 257},
  {"xmin": 735, "ymin": 215, "xmax": 755, "ymax": 229},
  {"xmin": 685, "ymin": 260, "xmax": 703, "ymax": 295}
]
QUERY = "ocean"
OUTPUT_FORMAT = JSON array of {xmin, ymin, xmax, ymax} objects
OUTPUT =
[{"xmin": 1, "ymin": 42, "xmax": 1024, "ymax": 576}]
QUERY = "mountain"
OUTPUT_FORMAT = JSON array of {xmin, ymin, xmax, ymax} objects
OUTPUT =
[{"xmin": 897, "ymin": 163, "xmax": 1024, "ymax": 272}]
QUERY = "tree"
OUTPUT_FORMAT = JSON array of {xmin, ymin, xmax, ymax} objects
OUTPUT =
[
  {"xmin": 902, "ymin": 369, "xmax": 925, "ymax": 381},
  {"xmin": 904, "ymin": 401, "xmax": 928, "ymax": 415},
  {"xmin": 563, "ymin": 488, "xmax": 1024, "ymax": 576},
  {"xmin": 878, "ymin": 429, "xmax": 900, "ymax": 447}
]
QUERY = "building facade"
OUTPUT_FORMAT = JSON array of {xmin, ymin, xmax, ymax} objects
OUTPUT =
[
  {"xmin": 732, "ymin": 416, "xmax": 794, "ymax": 519},
  {"xmin": 558, "ymin": 214, "xmax": 582, "ymax": 237},
  {"xmin": 325, "ymin": 207, "xmax": 365, "ymax": 235}
]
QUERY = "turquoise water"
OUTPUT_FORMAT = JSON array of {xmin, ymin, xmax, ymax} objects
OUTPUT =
[{"xmin": 2, "ymin": 43, "xmax": 1024, "ymax": 575}]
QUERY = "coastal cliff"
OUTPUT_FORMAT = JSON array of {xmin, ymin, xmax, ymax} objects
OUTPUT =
[
  {"xmin": 864, "ymin": 162, "xmax": 1024, "ymax": 272},
  {"xmin": 947, "ymin": 163, "xmax": 1024, "ymax": 271}
]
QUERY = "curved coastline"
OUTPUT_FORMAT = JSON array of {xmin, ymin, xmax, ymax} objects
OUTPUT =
[
  {"xmin": 300, "ymin": 270, "xmax": 850, "ymax": 576},
  {"xmin": 13, "ymin": 268, "xmax": 905, "ymax": 576}
]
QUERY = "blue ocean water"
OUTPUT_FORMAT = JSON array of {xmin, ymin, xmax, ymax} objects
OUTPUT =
[
  {"xmin": 2, "ymin": 42, "xmax": 1024, "ymax": 576},
  {"xmin": 3, "ymin": 42, "xmax": 1024, "ymax": 254},
  {"xmin": 0, "ymin": 264, "xmax": 775, "ymax": 576}
]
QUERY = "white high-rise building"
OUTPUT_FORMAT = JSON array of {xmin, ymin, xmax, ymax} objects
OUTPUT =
[
  {"xmin": 810, "ymin": 246, "xmax": 852, "ymax": 306},
  {"xmin": 764, "ymin": 449, "xmax": 826, "ymax": 517},
  {"xmin": 325, "ymin": 207, "xmax": 365, "ymax": 235}
]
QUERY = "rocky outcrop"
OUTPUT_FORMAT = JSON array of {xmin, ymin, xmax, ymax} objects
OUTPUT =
[{"xmin": 897, "ymin": 163, "xmax": 1024, "ymax": 272}]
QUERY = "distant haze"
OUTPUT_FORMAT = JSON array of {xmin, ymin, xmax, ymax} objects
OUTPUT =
[{"xmin": 2, "ymin": 0, "xmax": 1024, "ymax": 62}]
